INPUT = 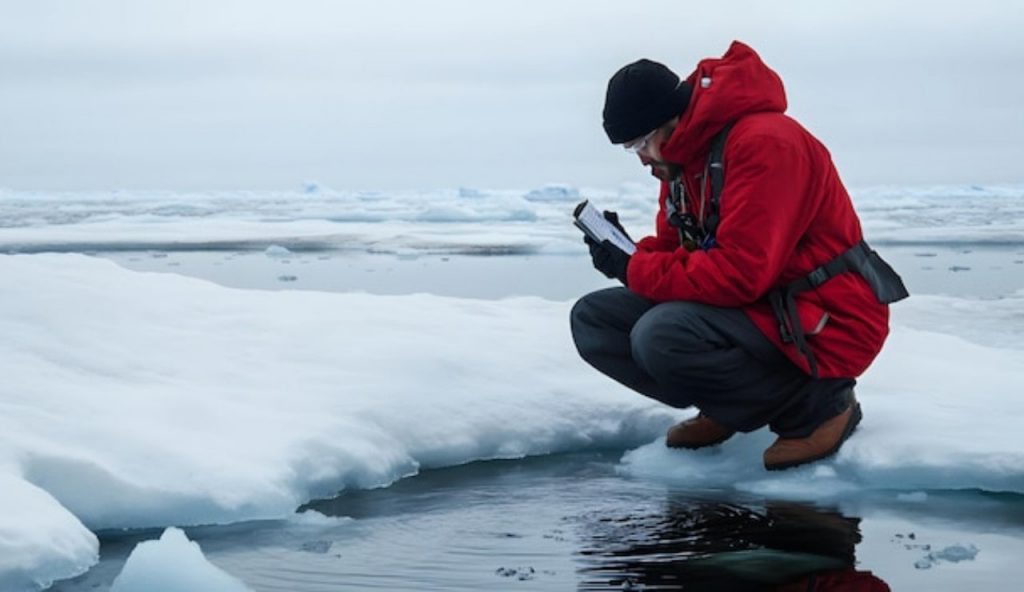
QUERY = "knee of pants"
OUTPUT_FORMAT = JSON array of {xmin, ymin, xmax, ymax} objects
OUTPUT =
[
  {"xmin": 569, "ymin": 294, "xmax": 591, "ymax": 333},
  {"xmin": 570, "ymin": 294, "xmax": 601, "ymax": 359},
  {"xmin": 629, "ymin": 303, "xmax": 706, "ymax": 380}
]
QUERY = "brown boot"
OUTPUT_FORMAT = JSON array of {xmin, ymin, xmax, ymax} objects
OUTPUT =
[
  {"xmin": 666, "ymin": 414, "xmax": 735, "ymax": 449},
  {"xmin": 763, "ymin": 398, "xmax": 863, "ymax": 471}
]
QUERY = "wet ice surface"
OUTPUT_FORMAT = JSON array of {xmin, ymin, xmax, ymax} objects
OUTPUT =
[
  {"xmin": 50, "ymin": 454, "xmax": 1024, "ymax": 591},
  {"xmin": 105, "ymin": 250, "xmax": 610, "ymax": 301},
  {"xmin": 95, "ymin": 242, "xmax": 1024, "ymax": 302}
]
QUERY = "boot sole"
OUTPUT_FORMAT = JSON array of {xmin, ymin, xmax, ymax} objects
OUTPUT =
[{"xmin": 764, "ymin": 403, "xmax": 862, "ymax": 472}]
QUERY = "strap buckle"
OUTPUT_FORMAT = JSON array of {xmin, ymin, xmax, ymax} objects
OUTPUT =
[{"xmin": 806, "ymin": 267, "xmax": 831, "ymax": 288}]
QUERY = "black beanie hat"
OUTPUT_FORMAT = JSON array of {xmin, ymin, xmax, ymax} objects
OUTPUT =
[{"xmin": 602, "ymin": 59, "xmax": 692, "ymax": 144}]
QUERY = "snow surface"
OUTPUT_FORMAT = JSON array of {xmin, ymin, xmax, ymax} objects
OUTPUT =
[
  {"xmin": 0, "ymin": 253, "xmax": 677, "ymax": 590},
  {"xmin": 0, "ymin": 475, "xmax": 97, "ymax": 592},
  {"xmin": 620, "ymin": 318, "xmax": 1024, "ymax": 495},
  {"xmin": 108, "ymin": 528, "xmax": 251, "ymax": 592}
]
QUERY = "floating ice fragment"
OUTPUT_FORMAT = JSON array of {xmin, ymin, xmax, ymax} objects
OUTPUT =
[
  {"xmin": 896, "ymin": 491, "xmax": 928, "ymax": 503},
  {"xmin": 914, "ymin": 543, "xmax": 980, "ymax": 570},
  {"xmin": 265, "ymin": 245, "xmax": 292, "ymax": 258},
  {"xmin": 931, "ymin": 544, "xmax": 979, "ymax": 563},
  {"xmin": 110, "ymin": 527, "xmax": 252, "ymax": 592},
  {"xmin": 277, "ymin": 275, "xmax": 298, "ymax": 282}
]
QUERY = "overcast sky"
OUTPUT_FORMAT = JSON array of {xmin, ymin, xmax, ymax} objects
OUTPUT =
[{"xmin": 1, "ymin": 0, "xmax": 1021, "ymax": 192}]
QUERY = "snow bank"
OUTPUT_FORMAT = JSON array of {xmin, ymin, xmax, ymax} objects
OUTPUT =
[
  {"xmin": 0, "ymin": 253, "xmax": 677, "ymax": 588},
  {"xmin": 0, "ymin": 475, "xmax": 97, "ymax": 592},
  {"xmin": 109, "ymin": 528, "xmax": 251, "ymax": 592}
]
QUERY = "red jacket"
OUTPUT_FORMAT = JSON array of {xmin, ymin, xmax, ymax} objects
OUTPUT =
[{"xmin": 626, "ymin": 41, "xmax": 889, "ymax": 378}]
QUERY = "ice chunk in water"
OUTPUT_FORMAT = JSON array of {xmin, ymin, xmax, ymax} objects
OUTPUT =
[
  {"xmin": 109, "ymin": 528, "xmax": 251, "ymax": 592},
  {"xmin": 264, "ymin": 245, "xmax": 292, "ymax": 258}
]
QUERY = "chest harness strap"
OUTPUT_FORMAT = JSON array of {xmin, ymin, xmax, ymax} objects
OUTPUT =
[{"xmin": 666, "ymin": 124, "xmax": 733, "ymax": 252}]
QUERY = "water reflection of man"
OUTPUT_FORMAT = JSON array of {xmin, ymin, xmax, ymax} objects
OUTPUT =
[{"xmin": 577, "ymin": 498, "xmax": 890, "ymax": 591}]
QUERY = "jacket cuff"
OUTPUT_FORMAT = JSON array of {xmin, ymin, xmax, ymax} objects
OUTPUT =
[
  {"xmin": 626, "ymin": 250, "xmax": 658, "ymax": 296},
  {"xmin": 627, "ymin": 248, "xmax": 692, "ymax": 300}
]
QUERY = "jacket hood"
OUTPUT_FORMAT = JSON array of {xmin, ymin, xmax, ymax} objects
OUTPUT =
[{"xmin": 660, "ymin": 41, "xmax": 787, "ymax": 166}]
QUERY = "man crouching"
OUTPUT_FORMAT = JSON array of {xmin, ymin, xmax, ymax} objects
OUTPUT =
[{"xmin": 571, "ymin": 41, "xmax": 907, "ymax": 470}]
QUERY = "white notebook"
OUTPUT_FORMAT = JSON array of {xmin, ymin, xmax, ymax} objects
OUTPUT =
[{"xmin": 573, "ymin": 200, "xmax": 636, "ymax": 255}]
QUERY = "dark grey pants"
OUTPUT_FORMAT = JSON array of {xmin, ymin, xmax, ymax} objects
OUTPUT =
[{"xmin": 570, "ymin": 287, "xmax": 854, "ymax": 438}]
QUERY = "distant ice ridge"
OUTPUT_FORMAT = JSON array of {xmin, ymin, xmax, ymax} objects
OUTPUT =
[
  {"xmin": 523, "ymin": 183, "xmax": 581, "ymax": 202},
  {"xmin": 2, "ymin": 253, "xmax": 1024, "ymax": 588},
  {"xmin": 853, "ymin": 183, "xmax": 1024, "ymax": 245},
  {"xmin": 1, "ymin": 183, "xmax": 1020, "ymax": 255}
]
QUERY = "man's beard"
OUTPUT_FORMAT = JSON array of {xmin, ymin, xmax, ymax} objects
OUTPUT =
[{"xmin": 642, "ymin": 158, "xmax": 681, "ymax": 182}]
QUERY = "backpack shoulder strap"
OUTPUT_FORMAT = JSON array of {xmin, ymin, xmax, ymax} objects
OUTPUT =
[{"xmin": 705, "ymin": 123, "xmax": 734, "ymax": 238}]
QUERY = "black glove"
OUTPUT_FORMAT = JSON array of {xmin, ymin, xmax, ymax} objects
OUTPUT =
[
  {"xmin": 585, "ymin": 210, "xmax": 632, "ymax": 285},
  {"xmin": 602, "ymin": 210, "xmax": 632, "ymax": 242},
  {"xmin": 586, "ymin": 237, "xmax": 631, "ymax": 286}
]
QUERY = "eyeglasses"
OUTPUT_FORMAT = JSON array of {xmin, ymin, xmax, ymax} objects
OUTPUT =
[{"xmin": 623, "ymin": 128, "xmax": 659, "ymax": 154}]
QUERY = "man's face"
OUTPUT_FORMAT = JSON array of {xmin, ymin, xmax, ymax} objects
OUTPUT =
[{"xmin": 624, "ymin": 118, "xmax": 679, "ymax": 181}]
